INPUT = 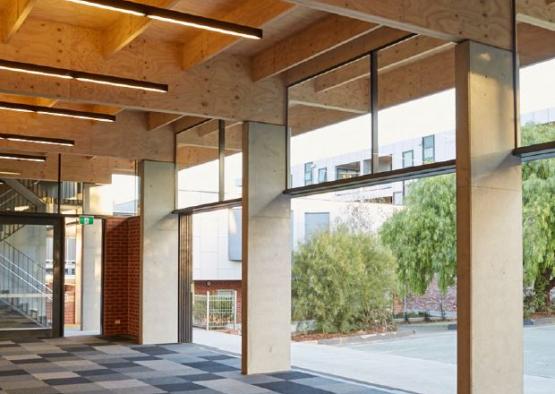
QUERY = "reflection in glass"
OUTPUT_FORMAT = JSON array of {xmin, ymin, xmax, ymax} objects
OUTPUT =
[
  {"xmin": 0, "ymin": 224, "xmax": 54, "ymax": 331},
  {"xmin": 288, "ymin": 56, "xmax": 371, "ymax": 188},
  {"xmin": 176, "ymin": 120, "xmax": 220, "ymax": 208}
]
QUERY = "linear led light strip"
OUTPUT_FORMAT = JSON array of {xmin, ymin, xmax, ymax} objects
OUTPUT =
[
  {"xmin": 0, "ymin": 101, "xmax": 115, "ymax": 123},
  {"xmin": 66, "ymin": 0, "xmax": 263, "ymax": 40},
  {"xmin": 0, "ymin": 133, "xmax": 75, "ymax": 147},
  {"xmin": 0, "ymin": 153, "xmax": 46, "ymax": 163},
  {"xmin": 0, "ymin": 59, "xmax": 167, "ymax": 93}
]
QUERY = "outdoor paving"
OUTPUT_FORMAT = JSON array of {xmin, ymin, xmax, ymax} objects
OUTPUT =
[
  {"xmin": 0, "ymin": 335, "xmax": 391, "ymax": 394},
  {"xmin": 193, "ymin": 325, "xmax": 555, "ymax": 394}
]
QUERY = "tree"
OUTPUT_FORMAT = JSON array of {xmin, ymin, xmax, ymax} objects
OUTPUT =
[
  {"xmin": 522, "ymin": 124, "xmax": 555, "ymax": 310},
  {"xmin": 380, "ymin": 175, "xmax": 456, "ymax": 296},
  {"xmin": 380, "ymin": 123, "xmax": 555, "ymax": 311},
  {"xmin": 292, "ymin": 227, "xmax": 397, "ymax": 333}
]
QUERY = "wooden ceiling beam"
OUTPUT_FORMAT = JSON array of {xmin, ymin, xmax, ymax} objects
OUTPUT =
[
  {"xmin": 285, "ymin": 0, "xmax": 514, "ymax": 50},
  {"xmin": 251, "ymin": 14, "xmax": 379, "ymax": 81},
  {"xmin": 1, "ymin": 0, "xmax": 36, "ymax": 43},
  {"xmin": 284, "ymin": 26, "xmax": 410, "ymax": 85},
  {"xmin": 313, "ymin": 36, "xmax": 453, "ymax": 92},
  {"xmin": 103, "ymin": 0, "xmax": 180, "ymax": 57},
  {"xmin": 517, "ymin": 0, "xmax": 555, "ymax": 31},
  {"xmin": 148, "ymin": 112, "xmax": 184, "ymax": 131},
  {"xmin": 173, "ymin": 116, "xmax": 209, "ymax": 133},
  {"xmin": 289, "ymin": 78, "xmax": 369, "ymax": 113},
  {"xmin": 0, "ymin": 153, "xmax": 133, "ymax": 183},
  {"xmin": 182, "ymin": 0, "xmax": 295, "ymax": 70},
  {"xmin": 0, "ymin": 19, "xmax": 285, "ymax": 124},
  {"xmin": 0, "ymin": 110, "xmax": 174, "ymax": 162}
]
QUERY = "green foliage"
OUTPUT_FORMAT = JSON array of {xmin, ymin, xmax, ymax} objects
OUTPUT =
[
  {"xmin": 292, "ymin": 227, "xmax": 397, "ymax": 333},
  {"xmin": 380, "ymin": 123, "xmax": 555, "ymax": 312},
  {"xmin": 380, "ymin": 175, "xmax": 456, "ymax": 296}
]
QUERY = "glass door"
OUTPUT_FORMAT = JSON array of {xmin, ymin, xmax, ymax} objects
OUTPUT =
[{"xmin": 0, "ymin": 215, "xmax": 64, "ymax": 338}]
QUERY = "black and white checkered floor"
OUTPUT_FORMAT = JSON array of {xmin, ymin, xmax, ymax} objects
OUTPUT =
[{"xmin": 0, "ymin": 336, "xmax": 393, "ymax": 393}]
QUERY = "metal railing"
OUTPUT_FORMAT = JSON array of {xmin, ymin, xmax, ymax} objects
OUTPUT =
[
  {"xmin": 193, "ymin": 290, "xmax": 237, "ymax": 330},
  {"xmin": 0, "ymin": 240, "xmax": 52, "ymax": 328}
]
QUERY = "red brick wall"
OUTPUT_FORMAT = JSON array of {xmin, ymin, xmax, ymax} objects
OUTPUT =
[
  {"xmin": 103, "ymin": 217, "xmax": 141, "ymax": 340},
  {"xmin": 127, "ymin": 216, "xmax": 141, "ymax": 339},
  {"xmin": 194, "ymin": 280, "xmax": 242, "ymax": 318}
]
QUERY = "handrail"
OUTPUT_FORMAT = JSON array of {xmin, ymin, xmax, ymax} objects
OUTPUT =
[
  {"xmin": 0, "ymin": 237, "xmax": 52, "ymax": 328},
  {"xmin": 0, "ymin": 259, "xmax": 52, "ymax": 300}
]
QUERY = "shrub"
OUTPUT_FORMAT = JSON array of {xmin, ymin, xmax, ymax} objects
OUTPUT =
[{"xmin": 292, "ymin": 227, "xmax": 397, "ymax": 334}]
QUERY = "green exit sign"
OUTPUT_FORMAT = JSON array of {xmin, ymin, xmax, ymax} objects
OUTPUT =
[{"xmin": 79, "ymin": 216, "xmax": 94, "ymax": 225}]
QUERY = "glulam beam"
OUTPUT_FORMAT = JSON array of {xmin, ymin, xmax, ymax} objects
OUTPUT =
[
  {"xmin": 286, "ymin": 0, "xmax": 513, "ymax": 50},
  {"xmin": 182, "ymin": 0, "xmax": 294, "ymax": 70},
  {"xmin": 251, "ymin": 14, "xmax": 379, "ymax": 81},
  {"xmin": 1, "ymin": 0, "xmax": 36, "ymax": 43}
]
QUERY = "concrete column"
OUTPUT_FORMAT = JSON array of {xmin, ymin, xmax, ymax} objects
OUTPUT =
[
  {"xmin": 456, "ymin": 41, "xmax": 523, "ymax": 394},
  {"xmin": 242, "ymin": 122, "xmax": 291, "ymax": 375},
  {"xmin": 139, "ymin": 160, "xmax": 178, "ymax": 344},
  {"xmin": 81, "ymin": 221, "xmax": 102, "ymax": 332},
  {"xmin": 81, "ymin": 184, "xmax": 109, "ymax": 333}
]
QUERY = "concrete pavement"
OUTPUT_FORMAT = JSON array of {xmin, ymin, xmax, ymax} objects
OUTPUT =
[{"xmin": 193, "ymin": 325, "xmax": 555, "ymax": 394}]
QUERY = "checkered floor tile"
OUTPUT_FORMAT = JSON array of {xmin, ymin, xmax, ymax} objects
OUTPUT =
[{"xmin": 0, "ymin": 336, "xmax": 392, "ymax": 393}]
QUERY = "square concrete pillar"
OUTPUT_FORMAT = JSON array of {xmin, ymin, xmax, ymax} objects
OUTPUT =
[
  {"xmin": 242, "ymin": 122, "xmax": 291, "ymax": 375},
  {"xmin": 456, "ymin": 41, "xmax": 523, "ymax": 394},
  {"xmin": 139, "ymin": 160, "xmax": 179, "ymax": 344}
]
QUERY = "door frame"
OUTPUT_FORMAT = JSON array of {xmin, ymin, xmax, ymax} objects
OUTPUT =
[{"xmin": 0, "ymin": 213, "xmax": 65, "ymax": 338}]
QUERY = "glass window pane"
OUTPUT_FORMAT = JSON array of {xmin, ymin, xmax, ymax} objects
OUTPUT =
[
  {"xmin": 291, "ymin": 174, "xmax": 457, "ymax": 393},
  {"xmin": 377, "ymin": 45, "xmax": 455, "ymax": 171},
  {"xmin": 288, "ymin": 56, "xmax": 371, "ymax": 187},
  {"xmin": 176, "ymin": 120, "xmax": 220, "ymax": 208},
  {"xmin": 520, "ymin": 57, "xmax": 555, "ymax": 146},
  {"xmin": 0, "ymin": 224, "xmax": 54, "ymax": 330},
  {"xmin": 224, "ymin": 122, "xmax": 243, "ymax": 200}
]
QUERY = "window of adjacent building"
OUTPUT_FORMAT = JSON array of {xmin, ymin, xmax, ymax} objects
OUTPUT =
[
  {"xmin": 304, "ymin": 212, "xmax": 330, "ymax": 241},
  {"xmin": 393, "ymin": 191, "xmax": 404, "ymax": 206},
  {"xmin": 422, "ymin": 135, "xmax": 435, "ymax": 163},
  {"xmin": 336, "ymin": 162, "xmax": 360, "ymax": 180},
  {"xmin": 304, "ymin": 162, "xmax": 314, "ymax": 185},
  {"xmin": 318, "ymin": 167, "xmax": 328, "ymax": 183},
  {"xmin": 402, "ymin": 150, "xmax": 414, "ymax": 168}
]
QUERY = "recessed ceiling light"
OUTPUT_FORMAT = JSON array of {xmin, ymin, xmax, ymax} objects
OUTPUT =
[
  {"xmin": 0, "ymin": 134, "xmax": 75, "ymax": 147},
  {"xmin": 0, "ymin": 59, "xmax": 168, "ymax": 93},
  {"xmin": 0, "ymin": 153, "xmax": 47, "ymax": 162},
  {"xmin": 65, "ymin": 0, "xmax": 263, "ymax": 39},
  {"xmin": 66, "ymin": 0, "xmax": 145, "ymax": 16},
  {"xmin": 0, "ymin": 170, "xmax": 21, "ymax": 176},
  {"xmin": 0, "ymin": 101, "xmax": 115, "ymax": 123}
]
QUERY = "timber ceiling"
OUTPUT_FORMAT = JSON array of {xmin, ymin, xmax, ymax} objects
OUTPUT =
[{"xmin": 0, "ymin": 0, "xmax": 553, "ymax": 182}]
